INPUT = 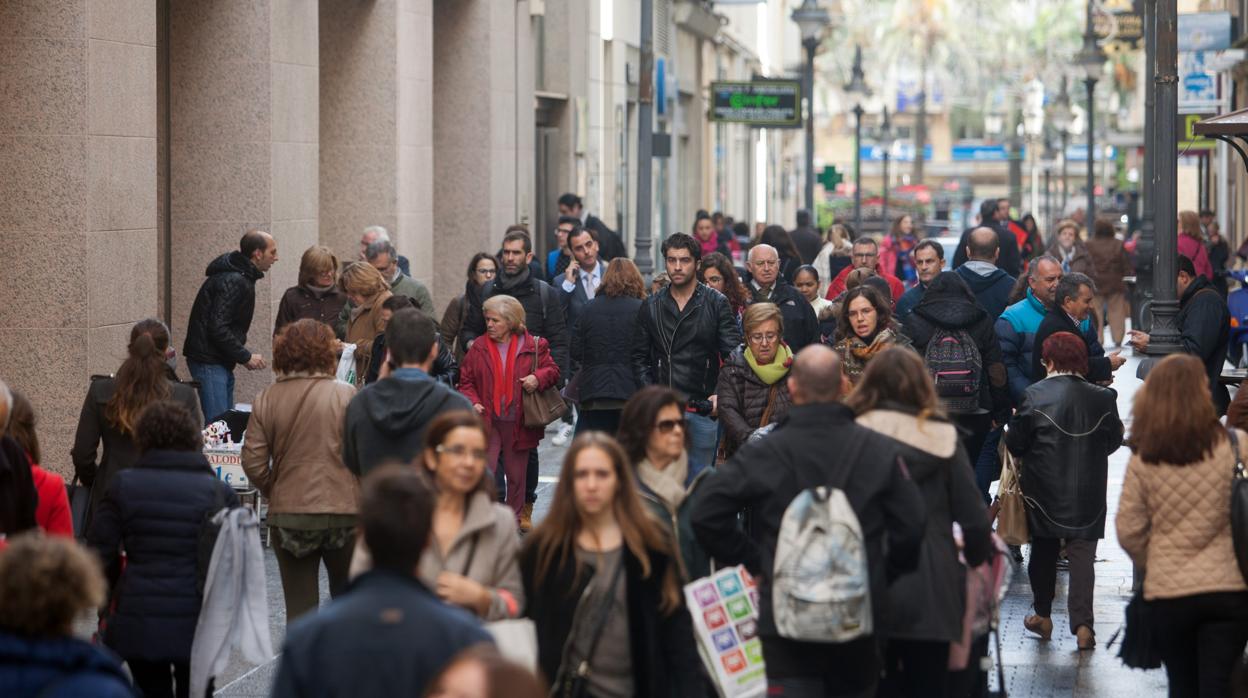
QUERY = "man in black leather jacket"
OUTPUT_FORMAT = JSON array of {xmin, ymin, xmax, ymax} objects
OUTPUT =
[
  {"xmin": 183, "ymin": 230, "xmax": 277, "ymax": 423},
  {"xmin": 631, "ymin": 232, "xmax": 741, "ymax": 476}
]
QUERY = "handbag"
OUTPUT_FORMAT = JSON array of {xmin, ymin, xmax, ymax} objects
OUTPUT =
[
  {"xmin": 66, "ymin": 475, "xmax": 91, "ymax": 539},
  {"xmin": 1226, "ymin": 428, "xmax": 1248, "ymax": 583},
  {"xmin": 486, "ymin": 618, "xmax": 539, "ymax": 671},
  {"xmin": 1110, "ymin": 590, "xmax": 1163, "ymax": 669},
  {"xmin": 523, "ymin": 386, "xmax": 569, "ymax": 428},
  {"xmin": 553, "ymin": 558, "xmax": 626, "ymax": 698},
  {"xmin": 995, "ymin": 447, "xmax": 1029, "ymax": 546}
]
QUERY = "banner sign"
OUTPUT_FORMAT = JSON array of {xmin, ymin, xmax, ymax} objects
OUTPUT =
[{"xmin": 710, "ymin": 81, "xmax": 802, "ymax": 128}]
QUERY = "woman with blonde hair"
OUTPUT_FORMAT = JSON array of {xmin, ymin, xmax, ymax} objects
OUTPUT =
[
  {"xmin": 274, "ymin": 245, "xmax": 347, "ymax": 335},
  {"xmin": 1118, "ymin": 354, "xmax": 1248, "ymax": 696},
  {"xmin": 341, "ymin": 261, "xmax": 394, "ymax": 384},
  {"xmin": 717, "ymin": 302, "xmax": 794, "ymax": 456},
  {"xmin": 572, "ymin": 258, "xmax": 647, "ymax": 434},
  {"xmin": 72, "ymin": 319, "xmax": 202, "ymax": 534},
  {"xmin": 1178, "ymin": 209, "xmax": 1214, "ymax": 280},
  {"xmin": 458, "ymin": 295, "xmax": 559, "ymax": 519}
]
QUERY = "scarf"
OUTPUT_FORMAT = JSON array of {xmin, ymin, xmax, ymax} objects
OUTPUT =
[
  {"xmin": 486, "ymin": 334, "xmax": 521, "ymax": 417},
  {"xmin": 745, "ymin": 344, "xmax": 793, "ymax": 385},
  {"xmin": 847, "ymin": 327, "xmax": 902, "ymax": 362},
  {"xmin": 305, "ymin": 282, "xmax": 335, "ymax": 297},
  {"xmin": 637, "ymin": 452, "xmax": 690, "ymax": 511}
]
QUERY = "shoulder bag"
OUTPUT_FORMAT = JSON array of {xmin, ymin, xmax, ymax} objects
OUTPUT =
[
  {"xmin": 1225, "ymin": 427, "xmax": 1248, "ymax": 583},
  {"xmin": 994, "ymin": 443, "xmax": 1029, "ymax": 546},
  {"xmin": 553, "ymin": 557, "xmax": 627, "ymax": 698},
  {"xmin": 522, "ymin": 339, "xmax": 569, "ymax": 428}
]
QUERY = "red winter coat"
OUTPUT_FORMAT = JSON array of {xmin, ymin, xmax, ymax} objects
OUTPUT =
[
  {"xmin": 459, "ymin": 331, "xmax": 560, "ymax": 451},
  {"xmin": 31, "ymin": 464, "xmax": 72, "ymax": 537},
  {"xmin": 824, "ymin": 263, "xmax": 906, "ymax": 304}
]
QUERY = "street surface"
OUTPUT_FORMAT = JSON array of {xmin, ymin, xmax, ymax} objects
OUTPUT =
[{"xmin": 128, "ymin": 354, "xmax": 1169, "ymax": 697}]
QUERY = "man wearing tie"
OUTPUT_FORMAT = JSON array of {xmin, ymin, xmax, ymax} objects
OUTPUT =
[{"xmin": 561, "ymin": 224, "xmax": 603, "ymax": 330}]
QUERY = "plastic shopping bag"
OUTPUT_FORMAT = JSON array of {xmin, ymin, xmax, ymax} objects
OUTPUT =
[{"xmin": 336, "ymin": 344, "xmax": 357, "ymax": 384}]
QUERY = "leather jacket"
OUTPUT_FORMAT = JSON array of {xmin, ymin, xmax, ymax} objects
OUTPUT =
[
  {"xmin": 183, "ymin": 251, "xmax": 263, "ymax": 368},
  {"xmin": 631, "ymin": 283, "xmax": 741, "ymax": 402}
]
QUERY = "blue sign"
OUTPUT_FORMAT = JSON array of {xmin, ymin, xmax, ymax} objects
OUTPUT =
[
  {"xmin": 858, "ymin": 144, "xmax": 932, "ymax": 162},
  {"xmin": 656, "ymin": 58, "xmax": 666, "ymax": 115},
  {"xmin": 1064, "ymin": 144, "xmax": 1116, "ymax": 162},
  {"xmin": 1178, "ymin": 12, "xmax": 1232, "ymax": 51},
  {"xmin": 951, "ymin": 144, "xmax": 1025, "ymax": 162}
]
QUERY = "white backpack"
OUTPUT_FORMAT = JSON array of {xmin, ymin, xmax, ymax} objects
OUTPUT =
[{"xmin": 772, "ymin": 485, "xmax": 872, "ymax": 643}]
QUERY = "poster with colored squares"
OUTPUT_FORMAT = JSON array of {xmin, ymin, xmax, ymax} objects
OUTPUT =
[{"xmin": 684, "ymin": 565, "xmax": 765, "ymax": 697}]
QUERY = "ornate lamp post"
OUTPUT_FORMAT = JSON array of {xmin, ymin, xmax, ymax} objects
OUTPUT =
[
  {"xmin": 879, "ymin": 107, "xmax": 894, "ymax": 224},
  {"xmin": 1076, "ymin": 0, "xmax": 1107, "ymax": 224},
  {"xmin": 792, "ymin": 0, "xmax": 831, "ymax": 216},
  {"xmin": 845, "ymin": 46, "xmax": 871, "ymax": 232},
  {"xmin": 1047, "ymin": 79, "xmax": 1074, "ymax": 220}
]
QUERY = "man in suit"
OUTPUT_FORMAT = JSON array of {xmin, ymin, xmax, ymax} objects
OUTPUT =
[
  {"xmin": 559, "ymin": 222, "xmax": 603, "ymax": 332},
  {"xmin": 558, "ymin": 192, "xmax": 627, "ymax": 261}
]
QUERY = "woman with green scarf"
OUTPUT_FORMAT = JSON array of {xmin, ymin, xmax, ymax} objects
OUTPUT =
[{"xmin": 715, "ymin": 303, "xmax": 794, "ymax": 458}]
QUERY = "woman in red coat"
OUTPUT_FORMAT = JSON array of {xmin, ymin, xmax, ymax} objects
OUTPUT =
[
  {"xmin": 6, "ymin": 391, "xmax": 72, "ymax": 537},
  {"xmin": 458, "ymin": 294, "xmax": 560, "ymax": 522}
]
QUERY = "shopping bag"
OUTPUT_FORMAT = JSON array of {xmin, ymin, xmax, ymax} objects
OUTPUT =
[
  {"xmin": 484, "ymin": 618, "xmax": 538, "ymax": 672},
  {"xmin": 684, "ymin": 566, "xmax": 766, "ymax": 698},
  {"xmin": 995, "ymin": 448, "xmax": 1029, "ymax": 546},
  {"xmin": 335, "ymin": 344, "xmax": 357, "ymax": 384}
]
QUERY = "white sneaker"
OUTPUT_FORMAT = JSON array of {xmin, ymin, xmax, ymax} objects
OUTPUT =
[{"xmin": 552, "ymin": 423, "xmax": 574, "ymax": 446}]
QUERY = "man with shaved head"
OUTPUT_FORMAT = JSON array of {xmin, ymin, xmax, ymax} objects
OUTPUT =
[
  {"xmin": 692, "ymin": 345, "xmax": 925, "ymax": 695},
  {"xmin": 745, "ymin": 243, "xmax": 818, "ymax": 350},
  {"xmin": 955, "ymin": 226, "xmax": 1016, "ymax": 320},
  {"xmin": 953, "ymin": 199, "xmax": 1023, "ymax": 277}
]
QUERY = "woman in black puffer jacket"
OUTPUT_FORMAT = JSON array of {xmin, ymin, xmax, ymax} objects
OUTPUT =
[
  {"xmin": 571, "ymin": 258, "xmax": 646, "ymax": 434},
  {"xmin": 88, "ymin": 400, "xmax": 238, "ymax": 698},
  {"xmin": 716, "ymin": 303, "xmax": 793, "ymax": 457}
]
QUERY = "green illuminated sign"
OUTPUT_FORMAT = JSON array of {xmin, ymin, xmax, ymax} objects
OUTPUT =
[{"xmin": 711, "ymin": 81, "xmax": 802, "ymax": 128}]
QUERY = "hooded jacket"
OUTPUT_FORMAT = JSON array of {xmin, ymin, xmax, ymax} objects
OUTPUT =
[
  {"xmin": 954, "ymin": 264, "xmax": 1016, "ymax": 320},
  {"xmin": 342, "ymin": 372, "xmax": 472, "ymax": 477},
  {"xmin": 856, "ymin": 406, "xmax": 992, "ymax": 642},
  {"xmin": 183, "ymin": 252, "xmax": 263, "ymax": 368},
  {"xmin": 0, "ymin": 630, "xmax": 137, "ymax": 697},
  {"xmin": 460, "ymin": 267, "xmax": 570, "ymax": 376},
  {"xmin": 1177, "ymin": 275, "xmax": 1231, "ymax": 414},
  {"xmin": 953, "ymin": 219, "xmax": 1023, "ymax": 278},
  {"xmin": 903, "ymin": 272, "xmax": 1010, "ymax": 421}
]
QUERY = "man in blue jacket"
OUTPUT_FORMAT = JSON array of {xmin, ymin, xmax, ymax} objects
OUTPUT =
[
  {"xmin": 955, "ymin": 227, "xmax": 1016, "ymax": 320},
  {"xmin": 272, "ymin": 466, "xmax": 491, "ymax": 698}
]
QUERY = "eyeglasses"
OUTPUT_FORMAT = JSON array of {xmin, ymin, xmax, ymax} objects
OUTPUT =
[
  {"xmin": 748, "ymin": 332, "xmax": 780, "ymax": 345},
  {"xmin": 436, "ymin": 445, "xmax": 489, "ymax": 463},
  {"xmin": 475, "ymin": 267, "xmax": 496, "ymax": 276},
  {"xmin": 654, "ymin": 418, "xmax": 686, "ymax": 434}
]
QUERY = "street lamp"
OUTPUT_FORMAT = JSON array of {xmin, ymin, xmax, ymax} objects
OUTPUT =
[
  {"xmin": 1047, "ymin": 78, "xmax": 1073, "ymax": 219},
  {"xmin": 1076, "ymin": 0, "xmax": 1106, "ymax": 224},
  {"xmin": 879, "ymin": 107, "xmax": 894, "ymax": 225},
  {"xmin": 845, "ymin": 45, "xmax": 871, "ymax": 233},
  {"xmin": 792, "ymin": 0, "xmax": 830, "ymax": 217}
]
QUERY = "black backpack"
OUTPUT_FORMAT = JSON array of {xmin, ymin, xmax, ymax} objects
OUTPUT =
[{"xmin": 924, "ymin": 327, "xmax": 983, "ymax": 413}]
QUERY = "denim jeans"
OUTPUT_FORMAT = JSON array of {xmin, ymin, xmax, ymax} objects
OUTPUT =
[
  {"xmin": 686, "ymin": 412, "xmax": 719, "ymax": 477},
  {"xmin": 187, "ymin": 360, "xmax": 234, "ymax": 424}
]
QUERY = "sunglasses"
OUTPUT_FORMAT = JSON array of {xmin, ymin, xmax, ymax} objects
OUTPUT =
[{"xmin": 654, "ymin": 418, "xmax": 686, "ymax": 434}]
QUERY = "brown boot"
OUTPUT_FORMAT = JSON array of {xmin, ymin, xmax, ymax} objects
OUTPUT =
[
  {"xmin": 1024, "ymin": 614, "xmax": 1053, "ymax": 640},
  {"xmin": 520, "ymin": 503, "xmax": 534, "ymax": 533}
]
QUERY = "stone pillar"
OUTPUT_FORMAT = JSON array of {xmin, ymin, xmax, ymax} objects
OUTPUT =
[
  {"xmin": 0, "ymin": 1, "xmax": 158, "ymax": 475},
  {"xmin": 168, "ymin": 0, "xmax": 319, "ymax": 405}
]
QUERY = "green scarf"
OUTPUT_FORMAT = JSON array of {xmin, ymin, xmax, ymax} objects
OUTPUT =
[{"xmin": 745, "ymin": 344, "xmax": 792, "ymax": 385}]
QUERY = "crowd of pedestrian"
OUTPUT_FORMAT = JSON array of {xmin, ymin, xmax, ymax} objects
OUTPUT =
[{"xmin": 2, "ymin": 196, "xmax": 1246, "ymax": 698}]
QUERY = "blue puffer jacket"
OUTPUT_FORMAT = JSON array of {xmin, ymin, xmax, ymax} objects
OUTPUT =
[
  {"xmin": 87, "ymin": 450, "xmax": 239, "ymax": 661},
  {"xmin": 996, "ymin": 289, "xmax": 1094, "ymax": 404},
  {"xmin": 0, "ymin": 630, "xmax": 136, "ymax": 697}
]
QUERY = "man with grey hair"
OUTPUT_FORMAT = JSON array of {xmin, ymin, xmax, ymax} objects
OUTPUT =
[
  {"xmin": 359, "ymin": 225, "xmax": 410, "ymax": 277},
  {"xmin": 365, "ymin": 239, "xmax": 434, "ymax": 319},
  {"xmin": 745, "ymin": 243, "xmax": 818, "ymax": 351},
  {"xmin": 692, "ymin": 345, "xmax": 926, "ymax": 695},
  {"xmin": 1030, "ymin": 272, "xmax": 1123, "ymax": 384}
]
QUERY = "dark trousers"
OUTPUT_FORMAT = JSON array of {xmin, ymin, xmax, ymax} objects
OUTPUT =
[
  {"xmin": 762, "ymin": 635, "xmax": 878, "ymax": 697},
  {"xmin": 272, "ymin": 532, "xmax": 355, "ymax": 624},
  {"xmin": 575, "ymin": 408, "xmax": 622, "ymax": 435},
  {"xmin": 953, "ymin": 413, "xmax": 992, "ymax": 486},
  {"xmin": 974, "ymin": 428, "xmax": 1003, "ymax": 503},
  {"xmin": 1028, "ymin": 537, "xmax": 1096, "ymax": 633},
  {"xmin": 880, "ymin": 639, "xmax": 950, "ymax": 698},
  {"xmin": 128, "ymin": 659, "xmax": 191, "ymax": 698},
  {"xmin": 526, "ymin": 448, "xmax": 538, "ymax": 504},
  {"xmin": 1153, "ymin": 591, "xmax": 1248, "ymax": 698}
]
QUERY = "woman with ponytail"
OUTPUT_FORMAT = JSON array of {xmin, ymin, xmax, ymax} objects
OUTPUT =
[{"xmin": 72, "ymin": 319, "xmax": 202, "ymax": 534}]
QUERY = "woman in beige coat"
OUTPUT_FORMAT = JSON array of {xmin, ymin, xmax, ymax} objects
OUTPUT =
[
  {"xmin": 341, "ymin": 261, "xmax": 393, "ymax": 385},
  {"xmin": 242, "ymin": 319, "xmax": 358, "ymax": 624},
  {"xmin": 1117, "ymin": 354, "xmax": 1248, "ymax": 697}
]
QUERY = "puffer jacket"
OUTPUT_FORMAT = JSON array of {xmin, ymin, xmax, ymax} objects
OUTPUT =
[
  {"xmin": 571, "ymin": 294, "xmax": 643, "ymax": 403},
  {"xmin": 274, "ymin": 285, "xmax": 348, "ymax": 336},
  {"xmin": 1005, "ymin": 375, "xmax": 1123, "ymax": 540},
  {"xmin": 631, "ymin": 283, "xmax": 741, "ymax": 401},
  {"xmin": 460, "ymin": 268, "xmax": 569, "ymax": 376},
  {"xmin": 1117, "ymin": 430, "xmax": 1248, "ymax": 601},
  {"xmin": 856, "ymin": 406, "xmax": 992, "ymax": 642},
  {"xmin": 183, "ymin": 252, "xmax": 263, "ymax": 368},
  {"xmin": 0, "ymin": 630, "xmax": 137, "ymax": 698},
  {"xmin": 995, "ymin": 289, "xmax": 1095, "ymax": 404},
  {"xmin": 904, "ymin": 272, "xmax": 1010, "ymax": 421},
  {"xmin": 241, "ymin": 374, "xmax": 358, "ymax": 515},
  {"xmin": 87, "ymin": 450, "xmax": 240, "ymax": 661},
  {"xmin": 1084, "ymin": 237, "xmax": 1132, "ymax": 296},
  {"xmin": 715, "ymin": 347, "xmax": 793, "ymax": 455}
]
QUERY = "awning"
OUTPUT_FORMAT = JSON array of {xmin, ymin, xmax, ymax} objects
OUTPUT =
[{"xmin": 1193, "ymin": 109, "xmax": 1248, "ymax": 172}]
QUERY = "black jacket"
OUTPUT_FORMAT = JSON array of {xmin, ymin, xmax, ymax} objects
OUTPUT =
[
  {"xmin": 570, "ymin": 295, "xmax": 643, "ymax": 403},
  {"xmin": 342, "ymin": 374, "xmax": 473, "ymax": 477},
  {"xmin": 631, "ymin": 284, "xmax": 741, "ymax": 402},
  {"xmin": 1031, "ymin": 309, "xmax": 1112, "ymax": 385},
  {"xmin": 519, "ymin": 541, "xmax": 703, "ymax": 698},
  {"xmin": 87, "ymin": 450, "xmax": 239, "ymax": 661},
  {"xmin": 953, "ymin": 222, "xmax": 1022, "ymax": 279},
  {"xmin": 182, "ymin": 252, "xmax": 263, "ymax": 368},
  {"xmin": 903, "ymin": 272, "xmax": 1010, "ymax": 422},
  {"xmin": 1177, "ymin": 276, "xmax": 1231, "ymax": 414},
  {"xmin": 461, "ymin": 267, "xmax": 570, "ymax": 376},
  {"xmin": 364, "ymin": 335, "xmax": 458, "ymax": 387},
  {"xmin": 790, "ymin": 225, "xmax": 822, "ymax": 265},
  {"xmin": 1006, "ymin": 375, "xmax": 1123, "ymax": 540},
  {"xmin": 855, "ymin": 406, "xmax": 992, "ymax": 642},
  {"xmin": 586, "ymin": 214, "xmax": 628, "ymax": 261},
  {"xmin": 954, "ymin": 264, "xmax": 1016, "ymax": 320},
  {"xmin": 0, "ymin": 437, "xmax": 36, "ymax": 537},
  {"xmin": 272, "ymin": 570, "xmax": 492, "ymax": 698},
  {"xmin": 742, "ymin": 276, "xmax": 820, "ymax": 352},
  {"xmin": 690, "ymin": 403, "xmax": 925, "ymax": 665}
]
